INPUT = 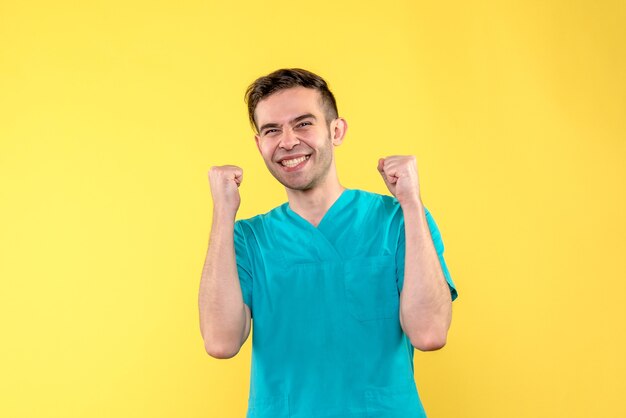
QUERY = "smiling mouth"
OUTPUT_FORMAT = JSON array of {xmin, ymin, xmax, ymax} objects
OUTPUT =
[{"xmin": 280, "ymin": 155, "xmax": 310, "ymax": 168}]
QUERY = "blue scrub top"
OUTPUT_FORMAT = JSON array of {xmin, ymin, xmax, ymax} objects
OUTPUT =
[{"xmin": 234, "ymin": 189, "xmax": 458, "ymax": 418}]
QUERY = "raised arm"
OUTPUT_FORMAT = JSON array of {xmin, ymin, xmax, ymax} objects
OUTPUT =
[
  {"xmin": 378, "ymin": 156, "xmax": 452, "ymax": 351},
  {"xmin": 198, "ymin": 165, "xmax": 251, "ymax": 359},
  {"xmin": 399, "ymin": 202, "xmax": 452, "ymax": 351}
]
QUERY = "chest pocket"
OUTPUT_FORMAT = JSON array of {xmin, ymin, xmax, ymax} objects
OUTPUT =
[{"xmin": 343, "ymin": 255, "xmax": 400, "ymax": 322}]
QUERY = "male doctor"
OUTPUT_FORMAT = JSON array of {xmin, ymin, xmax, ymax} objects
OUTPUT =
[{"xmin": 199, "ymin": 68, "xmax": 458, "ymax": 418}]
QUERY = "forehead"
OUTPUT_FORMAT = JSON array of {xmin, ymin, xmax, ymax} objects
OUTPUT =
[{"xmin": 254, "ymin": 86, "xmax": 324, "ymax": 126}]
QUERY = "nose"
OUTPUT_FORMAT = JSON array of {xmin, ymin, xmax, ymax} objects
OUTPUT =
[{"xmin": 279, "ymin": 128, "xmax": 300, "ymax": 150}]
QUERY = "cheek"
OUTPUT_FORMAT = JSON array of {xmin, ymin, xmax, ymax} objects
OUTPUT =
[
  {"xmin": 259, "ymin": 142, "xmax": 276, "ymax": 160},
  {"xmin": 297, "ymin": 130, "xmax": 322, "ymax": 146}
]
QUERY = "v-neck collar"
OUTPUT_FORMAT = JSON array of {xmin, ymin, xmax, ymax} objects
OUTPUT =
[{"xmin": 285, "ymin": 188, "xmax": 354, "ymax": 231}]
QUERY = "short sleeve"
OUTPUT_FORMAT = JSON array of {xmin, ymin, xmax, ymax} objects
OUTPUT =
[
  {"xmin": 233, "ymin": 221, "xmax": 254, "ymax": 316},
  {"xmin": 396, "ymin": 206, "xmax": 458, "ymax": 301}
]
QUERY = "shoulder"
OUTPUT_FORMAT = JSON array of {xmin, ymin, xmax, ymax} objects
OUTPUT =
[
  {"xmin": 351, "ymin": 189, "xmax": 433, "ymax": 220},
  {"xmin": 234, "ymin": 203, "xmax": 288, "ymax": 235},
  {"xmin": 351, "ymin": 188, "xmax": 403, "ymax": 215}
]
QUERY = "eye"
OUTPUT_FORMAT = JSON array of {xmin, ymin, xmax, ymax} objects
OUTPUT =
[
  {"xmin": 263, "ymin": 129, "xmax": 279, "ymax": 136},
  {"xmin": 296, "ymin": 121, "xmax": 312, "ymax": 128}
]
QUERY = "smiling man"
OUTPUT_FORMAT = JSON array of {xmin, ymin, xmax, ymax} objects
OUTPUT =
[{"xmin": 198, "ymin": 68, "xmax": 458, "ymax": 418}]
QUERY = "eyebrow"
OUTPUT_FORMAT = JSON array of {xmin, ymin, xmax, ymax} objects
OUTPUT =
[{"xmin": 258, "ymin": 113, "xmax": 317, "ymax": 134}]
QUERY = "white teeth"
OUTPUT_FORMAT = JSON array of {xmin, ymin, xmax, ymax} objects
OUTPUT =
[{"xmin": 281, "ymin": 155, "xmax": 309, "ymax": 167}]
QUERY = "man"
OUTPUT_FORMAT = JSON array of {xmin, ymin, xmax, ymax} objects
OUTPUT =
[{"xmin": 199, "ymin": 68, "xmax": 458, "ymax": 418}]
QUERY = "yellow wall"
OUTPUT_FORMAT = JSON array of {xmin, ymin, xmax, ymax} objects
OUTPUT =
[{"xmin": 1, "ymin": 1, "xmax": 624, "ymax": 417}]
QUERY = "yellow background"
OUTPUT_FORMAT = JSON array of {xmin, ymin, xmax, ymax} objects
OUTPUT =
[{"xmin": 1, "ymin": 0, "xmax": 624, "ymax": 417}]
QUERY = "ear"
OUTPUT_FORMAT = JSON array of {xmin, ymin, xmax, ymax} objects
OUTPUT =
[
  {"xmin": 254, "ymin": 134, "xmax": 262, "ymax": 153},
  {"xmin": 330, "ymin": 117, "xmax": 348, "ymax": 146}
]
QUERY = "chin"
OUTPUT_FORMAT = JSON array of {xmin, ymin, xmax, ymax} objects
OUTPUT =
[
  {"xmin": 280, "ymin": 180, "xmax": 314, "ymax": 191},
  {"xmin": 272, "ymin": 174, "xmax": 314, "ymax": 191}
]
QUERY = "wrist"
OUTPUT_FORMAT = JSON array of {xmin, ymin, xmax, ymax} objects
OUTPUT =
[
  {"xmin": 398, "ymin": 196, "xmax": 424, "ymax": 213},
  {"xmin": 212, "ymin": 206, "xmax": 237, "ymax": 224}
]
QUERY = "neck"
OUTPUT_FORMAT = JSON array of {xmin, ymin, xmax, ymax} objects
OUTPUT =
[{"xmin": 286, "ymin": 174, "xmax": 345, "ymax": 228}]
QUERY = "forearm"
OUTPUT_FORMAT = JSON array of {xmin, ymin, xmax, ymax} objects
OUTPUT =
[
  {"xmin": 198, "ymin": 211, "xmax": 247, "ymax": 356},
  {"xmin": 399, "ymin": 202, "xmax": 452, "ymax": 351}
]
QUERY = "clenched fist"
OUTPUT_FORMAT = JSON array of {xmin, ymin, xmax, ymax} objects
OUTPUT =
[
  {"xmin": 208, "ymin": 165, "xmax": 243, "ymax": 217},
  {"xmin": 377, "ymin": 155, "xmax": 422, "ymax": 208}
]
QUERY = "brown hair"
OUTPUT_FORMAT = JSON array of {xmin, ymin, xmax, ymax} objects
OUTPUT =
[{"xmin": 244, "ymin": 68, "xmax": 338, "ymax": 133}]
